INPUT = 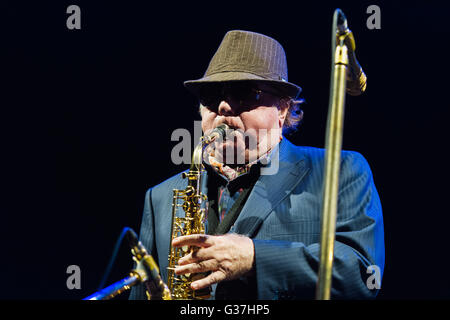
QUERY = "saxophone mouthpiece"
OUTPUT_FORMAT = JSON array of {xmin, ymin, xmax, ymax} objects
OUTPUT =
[{"xmin": 214, "ymin": 124, "xmax": 229, "ymax": 139}]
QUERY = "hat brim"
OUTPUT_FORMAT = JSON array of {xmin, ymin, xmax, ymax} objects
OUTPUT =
[{"xmin": 184, "ymin": 71, "xmax": 302, "ymax": 99}]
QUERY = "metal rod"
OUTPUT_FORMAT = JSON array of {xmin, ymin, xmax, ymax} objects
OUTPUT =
[
  {"xmin": 316, "ymin": 19, "xmax": 349, "ymax": 300},
  {"xmin": 83, "ymin": 274, "xmax": 140, "ymax": 300}
]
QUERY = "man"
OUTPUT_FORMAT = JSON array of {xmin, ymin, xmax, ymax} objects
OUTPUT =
[{"xmin": 129, "ymin": 30, "xmax": 384, "ymax": 299}]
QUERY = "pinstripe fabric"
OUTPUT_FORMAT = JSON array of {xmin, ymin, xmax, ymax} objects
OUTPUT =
[
  {"xmin": 184, "ymin": 30, "xmax": 301, "ymax": 99},
  {"xmin": 128, "ymin": 138, "xmax": 385, "ymax": 300},
  {"xmin": 205, "ymin": 30, "xmax": 287, "ymax": 80}
]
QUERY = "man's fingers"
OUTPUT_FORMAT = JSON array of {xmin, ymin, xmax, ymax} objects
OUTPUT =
[
  {"xmin": 191, "ymin": 271, "xmax": 226, "ymax": 290},
  {"xmin": 175, "ymin": 259, "xmax": 218, "ymax": 275},
  {"xmin": 178, "ymin": 247, "xmax": 214, "ymax": 265},
  {"xmin": 172, "ymin": 234, "xmax": 213, "ymax": 248}
]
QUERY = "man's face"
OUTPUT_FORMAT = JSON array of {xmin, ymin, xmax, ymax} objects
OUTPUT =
[{"xmin": 199, "ymin": 82, "xmax": 288, "ymax": 166}]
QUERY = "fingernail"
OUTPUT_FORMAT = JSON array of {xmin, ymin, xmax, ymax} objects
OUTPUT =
[{"xmin": 191, "ymin": 283, "xmax": 198, "ymax": 290}]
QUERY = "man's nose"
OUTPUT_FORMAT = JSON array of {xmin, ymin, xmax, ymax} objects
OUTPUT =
[{"xmin": 217, "ymin": 100, "xmax": 235, "ymax": 116}]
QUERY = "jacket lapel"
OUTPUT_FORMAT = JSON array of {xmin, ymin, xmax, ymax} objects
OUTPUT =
[{"xmin": 232, "ymin": 139, "xmax": 310, "ymax": 238}]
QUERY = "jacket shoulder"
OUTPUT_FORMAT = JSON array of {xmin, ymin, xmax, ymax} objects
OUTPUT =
[
  {"xmin": 285, "ymin": 141, "xmax": 372, "ymax": 179},
  {"xmin": 289, "ymin": 142, "xmax": 369, "ymax": 166},
  {"xmin": 144, "ymin": 170, "xmax": 188, "ymax": 204}
]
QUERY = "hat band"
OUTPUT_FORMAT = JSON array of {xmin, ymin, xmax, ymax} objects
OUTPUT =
[{"xmin": 205, "ymin": 69, "xmax": 283, "ymax": 81}]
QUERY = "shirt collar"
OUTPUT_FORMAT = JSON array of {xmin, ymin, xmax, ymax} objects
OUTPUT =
[{"xmin": 204, "ymin": 136, "xmax": 282, "ymax": 183}]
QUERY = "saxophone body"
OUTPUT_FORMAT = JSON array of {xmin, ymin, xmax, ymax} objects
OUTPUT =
[
  {"xmin": 167, "ymin": 124, "xmax": 228, "ymax": 300},
  {"xmin": 83, "ymin": 125, "xmax": 228, "ymax": 301}
]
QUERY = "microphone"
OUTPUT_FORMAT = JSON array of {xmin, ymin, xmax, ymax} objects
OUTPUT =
[
  {"xmin": 126, "ymin": 228, "xmax": 171, "ymax": 300},
  {"xmin": 83, "ymin": 228, "xmax": 171, "ymax": 300},
  {"xmin": 336, "ymin": 11, "xmax": 367, "ymax": 96}
]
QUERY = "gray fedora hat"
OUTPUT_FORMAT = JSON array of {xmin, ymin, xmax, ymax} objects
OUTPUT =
[{"xmin": 184, "ymin": 30, "xmax": 302, "ymax": 99}]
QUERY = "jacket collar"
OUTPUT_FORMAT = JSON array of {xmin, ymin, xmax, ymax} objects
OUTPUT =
[{"xmin": 212, "ymin": 138, "xmax": 310, "ymax": 237}]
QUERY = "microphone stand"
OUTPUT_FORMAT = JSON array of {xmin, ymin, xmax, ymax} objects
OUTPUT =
[
  {"xmin": 83, "ymin": 228, "xmax": 171, "ymax": 300},
  {"xmin": 316, "ymin": 8, "xmax": 363, "ymax": 300},
  {"xmin": 83, "ymin": 270, "xmax": 144, "ymax": 300}
]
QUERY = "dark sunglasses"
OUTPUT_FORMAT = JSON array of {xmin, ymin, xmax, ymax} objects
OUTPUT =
[{"xmin": 198, "ymin": 83, "xmax": 282, "ymax": 109}]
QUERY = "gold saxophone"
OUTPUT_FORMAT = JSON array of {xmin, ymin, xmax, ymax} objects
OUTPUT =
[
  {"xmin": 166, "ymin": 124, "xmax": 228, "ymax": 300},
  {"xmin": 83, "ymin": 124, "xmax": 228, "ymax": 301}
]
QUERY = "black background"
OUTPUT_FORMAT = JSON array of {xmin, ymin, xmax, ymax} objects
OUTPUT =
[{"xmin": 1, "ymin": 0, "xmax": 449, "ymax": 300}]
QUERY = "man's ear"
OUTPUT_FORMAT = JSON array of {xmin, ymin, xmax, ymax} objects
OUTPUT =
[{"xmin": 278, "ymin": 100, "xmax": 289, "ymax": 127}]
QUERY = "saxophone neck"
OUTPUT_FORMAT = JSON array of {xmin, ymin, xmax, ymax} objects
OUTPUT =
[
  {"xmin": 190, "ymin": 124, "xmax": 229, "ymax": 171},
  {"xmin": 190, "ymin": 140, "xmax": 206, "ymax": 172}
]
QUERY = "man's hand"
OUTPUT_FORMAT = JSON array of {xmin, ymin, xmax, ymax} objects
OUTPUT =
[{"xmin": 172, "ymin": 233, "xmax": 255, "ymax": 290}]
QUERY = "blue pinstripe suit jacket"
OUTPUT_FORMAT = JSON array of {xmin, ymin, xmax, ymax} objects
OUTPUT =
[{"xmin": 129, "ymin": 138, "xmax": 385, "ymax": 300}]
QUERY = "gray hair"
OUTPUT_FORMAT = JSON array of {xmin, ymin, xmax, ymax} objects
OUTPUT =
[{"xmin": 279, "ymin": 97, "xmax": 305, "ymax": 135}]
